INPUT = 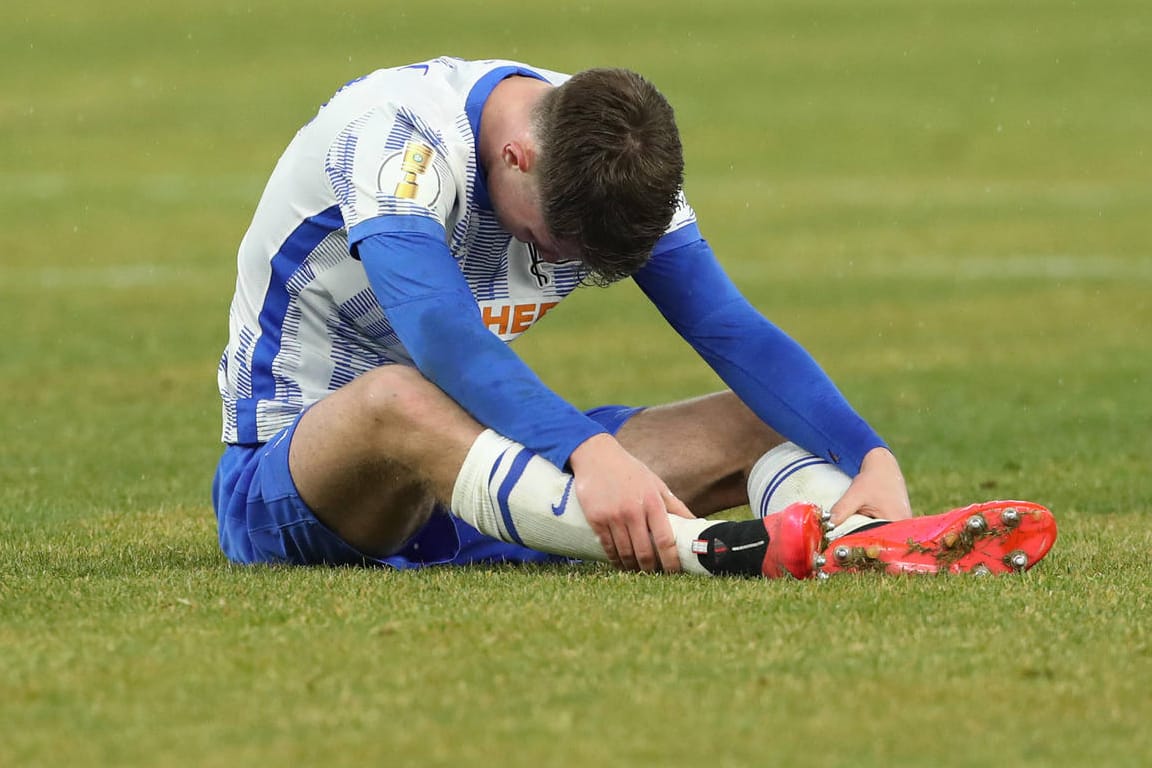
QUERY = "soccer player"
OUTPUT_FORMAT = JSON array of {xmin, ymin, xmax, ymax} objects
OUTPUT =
[{"xmin": 213, "ymin": 57, "xmax": 1055, "ymax": 579}]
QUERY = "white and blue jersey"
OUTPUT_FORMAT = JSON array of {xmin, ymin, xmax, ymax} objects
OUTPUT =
[
  {"xmin": 219, "ymin": 57, "xmax": 694, "ymax": 451},
  {"xmin": 220, "ymin": 56, "xmax": 884, "ymax": 475}
]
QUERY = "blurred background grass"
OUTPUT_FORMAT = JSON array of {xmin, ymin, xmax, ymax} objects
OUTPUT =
[{"xmin": 1, "ymin": 1, "xmax": 1150, "ymax": 765}]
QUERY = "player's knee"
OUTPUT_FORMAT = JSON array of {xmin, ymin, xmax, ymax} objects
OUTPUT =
[{"xmin": 353, "ymin": 365, "xmax": 445, "ymax": 431}]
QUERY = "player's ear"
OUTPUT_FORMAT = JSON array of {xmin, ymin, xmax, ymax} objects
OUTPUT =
[{"xmin": 501, "ymin": 140, "xmax": 535, "ymax": 174}]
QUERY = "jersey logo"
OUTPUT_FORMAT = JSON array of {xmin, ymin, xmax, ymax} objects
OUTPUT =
[
  {"xmin": 479, "ymin": 300, "xmax": 560, "ymax": 338},
  {"xmin": 394, "ymin": 141, "xmax": 433, "ymax": 199},
  {"xmin": 527, "ymin": 243, "xmax": 551, "ymax": 287},
  {"xmin": 377, "ymin": 140, "xmax": 444, "ymax": 208},
  {"xmin": 551, "ymin": 477, "xmax": 574, "ymax": 516}
]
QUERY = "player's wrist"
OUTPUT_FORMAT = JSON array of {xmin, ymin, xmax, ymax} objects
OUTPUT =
[
  {"xmin": 860, "ymin": 446, "xmax": 899, "ymax": 471},
  {"xmin": 568, "ymin": 433, "xmax": 621, "ymax": 473}
]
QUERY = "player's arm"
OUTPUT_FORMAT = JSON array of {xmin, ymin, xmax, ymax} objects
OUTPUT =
[
  {"xmin": 352, "ymin": 219, "xmax": 602, "ymax": 469},
  {"xmin": 633, "ymin": 228, "xmax": 911, "ymax": 523},
  {"xmin": 353, "ymin": 221, "xmax": 692, "ymax": 570}
]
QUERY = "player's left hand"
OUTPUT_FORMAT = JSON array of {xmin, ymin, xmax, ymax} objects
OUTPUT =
[{"xmin": 828, "ymin": 446, "xmax": 913, "ymax": 525}]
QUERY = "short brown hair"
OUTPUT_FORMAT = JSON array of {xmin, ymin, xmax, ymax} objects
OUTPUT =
[{"xmin": 533, "ymin": 68, "xmax": 684, "ymax": 284}]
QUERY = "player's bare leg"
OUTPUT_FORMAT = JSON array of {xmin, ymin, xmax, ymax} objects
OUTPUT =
[{"xmin": 612, "ymin": 392, "xmax": 786, "ymax": 516}]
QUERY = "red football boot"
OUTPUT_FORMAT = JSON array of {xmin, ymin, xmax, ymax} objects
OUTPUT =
[
  {"xmin": 817, "ymin": 500, "xmax": 1057, "ymax": 576},
  {"xmin": 761, "ymin": 502, "xmax": 826, "ymax": 579},
  {"xmin": 691, "ymin": 502, "xmax": 825, "ymax": 579}
]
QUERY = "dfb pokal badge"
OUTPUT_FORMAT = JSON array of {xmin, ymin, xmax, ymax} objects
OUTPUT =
[{"xmin": 378, "ymin": 140, "xmax": 443, "ymax": 206}]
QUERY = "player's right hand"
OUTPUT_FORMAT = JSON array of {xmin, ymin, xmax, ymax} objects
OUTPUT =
[{"xmin": 568, "ymin": 433, "xmax": 693, "ymax": 573}]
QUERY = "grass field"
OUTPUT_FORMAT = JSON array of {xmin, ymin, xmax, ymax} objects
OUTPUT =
[{"xmin": 2, "ymin": 0, "xmax": 1150, "ymax": 765}]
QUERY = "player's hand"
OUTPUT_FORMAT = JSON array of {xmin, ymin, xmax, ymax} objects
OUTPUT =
[
  {"xmin": 828, "ymin": 446, "xmax": 913, "ymax": 525},
  {"xmin": 568, "ymin": 433, "xmax": 693, "ymax": 573}
]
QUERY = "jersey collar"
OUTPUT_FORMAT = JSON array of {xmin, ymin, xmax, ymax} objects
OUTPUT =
[{"xmin": 465, "ymin": 65, "xmax": 549, "ymax": 211}]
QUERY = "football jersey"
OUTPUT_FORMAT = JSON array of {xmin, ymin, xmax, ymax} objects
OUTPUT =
[{"xmin": 219, "ymin": 56, "xmax": 697, "ymax": 445}]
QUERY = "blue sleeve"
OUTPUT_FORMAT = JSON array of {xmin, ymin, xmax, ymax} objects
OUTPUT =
[
  {"xmin": 353, "ymin": 225, "xmax": 606, "ymax": 469},
  {"xmin": 633, "ymin": 235, "xmax": 886, "ymax": 476}
]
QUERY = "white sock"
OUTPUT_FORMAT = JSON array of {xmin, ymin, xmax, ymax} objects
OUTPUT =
[
  {"xmin": 747, "ymin": 441, "xmax": 885, "ymax": 539},
  {"xmin": 450, "ymin": 429, "xmax": 715, "ymax": 574}
]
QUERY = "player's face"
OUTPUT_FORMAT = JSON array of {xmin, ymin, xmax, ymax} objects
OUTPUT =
[{"xmin": 491, "ymin": 171, "xmax": 580, "ymax": 264}]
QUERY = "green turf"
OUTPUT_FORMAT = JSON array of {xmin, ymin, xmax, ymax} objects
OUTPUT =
[{"xmin": 2, "ymin": 0, "xmax": 1150, "ymax": 765}]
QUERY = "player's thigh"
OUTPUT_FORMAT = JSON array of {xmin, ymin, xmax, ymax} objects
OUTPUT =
[{"xmin": 287, "ymin": 365, "xmax": 474, "ymax": 555}]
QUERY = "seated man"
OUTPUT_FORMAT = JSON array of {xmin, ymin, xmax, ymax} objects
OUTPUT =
[{"xmin": 212, "ymin": 57, "xmax": 1055, "ymax": 579}]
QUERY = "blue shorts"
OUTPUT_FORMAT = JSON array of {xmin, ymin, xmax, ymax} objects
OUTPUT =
[{"xmin": 211, "ymin": 404, "xmax": 644, "ymax": 568}]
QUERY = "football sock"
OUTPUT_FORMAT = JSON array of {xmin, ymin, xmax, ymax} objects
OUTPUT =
[
  {"xmin": 451, "ymin": 429, "xmax": 719, "ymax": 575},
  {"xmin": 748, "ymin": 441, "xmax": 890, "ymax": 539}
]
